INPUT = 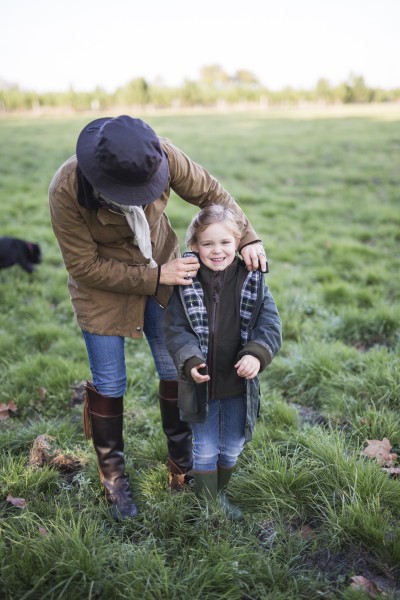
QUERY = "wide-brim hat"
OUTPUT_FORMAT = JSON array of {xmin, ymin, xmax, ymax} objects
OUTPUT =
[{"xmin": 76, "ymin": 115, "xmax": 169, "ymax": 205}]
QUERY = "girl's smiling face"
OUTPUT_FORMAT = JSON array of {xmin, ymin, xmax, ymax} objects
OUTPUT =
[{"xmin": 192, "ymin": 222, "xmax": 239, "ymax": 271}]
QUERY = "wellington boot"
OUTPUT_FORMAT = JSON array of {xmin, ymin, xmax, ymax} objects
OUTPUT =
[
  {"xmin": 192, "ymin": 470, "xmax": 218, "ymax": 500},
  {"xmin": 84, "ymin": 381, "xmax": 138, "ymax": 520},
  {"xmin": 217, "ymin": 466, "xmax": 244, "ymax": 522},
  {"xmin": 159, "ymin": 380, "xmax": 193, "ymax": 490}
]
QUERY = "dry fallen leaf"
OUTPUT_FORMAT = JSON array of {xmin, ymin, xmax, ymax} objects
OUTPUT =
[
  {"xmin": 36, "ymin": 387, "xmax": 47, "ymax": 401},
  {"xmin": 0, "ymin": 404, "xmax": 9, "ymax": 421},
  {"xmin": 28, "ymin": 433, "xmax": 86, "ymax": 474},
  {"xmin": 49, "ymin": 453, "xmax": 85, "ymax": 473},
  {"xmin": 362, "ymin": 438, "xmax": 398, "ymax": 467},
  {"xmin": 350, "ymin": 575, "xmax": 381, "ymax": 598},
  {"xmin": 382, "ymin": 466, "xmax": 400, "ymax": 477},
  {"xmin": 300, "ymin": 525, "xmax": 316, "ymax": 540},
  {"xmin": 0, "ymin": 401, "xmax": 18, "ymax": 421},
  {"xmin": 6, "ymin": 494, "xmax": 28, "ymax": 509},
  {"xmin": 6, "ymin": 400, "xmax": 17, "ymax": 413},
  {"xmin": 28, "ymin": 434, "xmax": 56, "ymax": 467}
]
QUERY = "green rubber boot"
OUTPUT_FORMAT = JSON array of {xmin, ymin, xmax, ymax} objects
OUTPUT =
[
  {"xmin": 192, "ymin": 470, "xmax": 218, "ymax": 500},
  {"xmin": 217, "ymin": 466, "xmax": 244, "ymax": 522}
]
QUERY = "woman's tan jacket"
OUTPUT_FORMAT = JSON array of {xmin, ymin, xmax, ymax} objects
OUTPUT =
[{"xmin": 48, "ymin": 137, "xmax": 259, "ymax": 338}]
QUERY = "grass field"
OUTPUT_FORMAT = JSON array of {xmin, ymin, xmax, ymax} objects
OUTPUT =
[{"xmin": 1, "ymin": 106, "xmax": 400, "ymax": 599}]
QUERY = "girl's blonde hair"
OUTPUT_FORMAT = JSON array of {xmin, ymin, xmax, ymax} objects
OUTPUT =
[{"xmin": 186, "ymin": 204, "xmax": 246, "ymax": 249}]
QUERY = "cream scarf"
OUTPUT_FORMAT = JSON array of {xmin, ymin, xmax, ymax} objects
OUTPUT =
[{"xmin": 107, "ymin": 201, "xmax": 157, "ymax": 268}]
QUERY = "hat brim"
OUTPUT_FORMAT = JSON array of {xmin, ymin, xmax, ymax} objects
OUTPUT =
[{"xmin": 76, "ymin": 117, "xmax": 169, "ymax": 206}]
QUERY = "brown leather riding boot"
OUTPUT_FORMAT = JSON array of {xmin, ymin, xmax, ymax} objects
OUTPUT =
[
  {"xmin": 83, "ymin": 381, "xmax": 138, "ymax": 520},
  {"xmin": 159, "ymin": 379, "xmax": 193, "ymax": 491}
]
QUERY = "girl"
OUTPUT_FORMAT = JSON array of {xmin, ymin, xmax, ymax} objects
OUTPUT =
[{"xmin": 164, "ymin": 204, "xmax": 282, "ymax": 521}]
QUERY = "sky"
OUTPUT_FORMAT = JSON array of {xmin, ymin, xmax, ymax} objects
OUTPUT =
[{"xmin": 1, "ymin": 0, "xmax": 399, "ymax": 93}]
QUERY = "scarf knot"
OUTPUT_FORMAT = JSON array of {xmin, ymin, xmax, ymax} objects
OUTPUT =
[{"xmin": 108, "ymin": 202, "xmax": 157, "ymax": 267}]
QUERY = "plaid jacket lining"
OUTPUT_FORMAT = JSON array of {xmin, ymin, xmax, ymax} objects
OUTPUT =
[{"xmin": 181, "ymin": 269, "xmax": 261, "ymax": 360}]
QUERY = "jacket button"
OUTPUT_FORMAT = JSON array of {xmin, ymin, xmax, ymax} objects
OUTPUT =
[{"xmin": 136, "ymin": 326, "xmax": 141, "ymax": 331}]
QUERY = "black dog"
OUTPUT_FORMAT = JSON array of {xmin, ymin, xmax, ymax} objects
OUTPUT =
[{"xmin": 0, "ymin": 237, "xmax": 42, "ymax": 273}]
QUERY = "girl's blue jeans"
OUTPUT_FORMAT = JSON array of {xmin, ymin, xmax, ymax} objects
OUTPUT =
[
  {"xmin": 82, "ymin": 296, "xmax": 177, "ymax": 397},
  {"xmin": 192, "ymin": 395, "xmax": 246, "ymax": 471}
]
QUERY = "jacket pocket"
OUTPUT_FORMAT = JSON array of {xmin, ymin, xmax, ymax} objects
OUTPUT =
[
  {"xmin": 178, "ymin": 380, "xmax": 208, "ymax": 422},
  {"xmin": 244, "ymin": 377, "xmax": 261, "ymax": 443}
]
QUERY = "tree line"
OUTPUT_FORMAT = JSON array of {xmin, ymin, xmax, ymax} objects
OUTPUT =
[{"xmin": 1, "ymin": 65, "xmax": 399, "ymax": 112}]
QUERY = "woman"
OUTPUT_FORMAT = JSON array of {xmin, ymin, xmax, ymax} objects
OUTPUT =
[{"xmin": 49, "ymin": 115, "xmax": 267, "ymax": 520}]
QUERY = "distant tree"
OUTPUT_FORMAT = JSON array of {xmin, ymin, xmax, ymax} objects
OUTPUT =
[
  {"xmin": 351, "ymin": 75, "xmax": 373, "ymax": 102},
  {"xmin": 149, "ymin": 84, "xmax": 177, "ymax": 108},
  {"xmin": 64, "ymin": 87, "xmax": 94, "ymax": 111},
  {"xmin": 1, "ymin": 67, "xmax": 399, "ymax": 112},
  {"xmin": 331, "ymin": 82, "xmax": 347, "ymax": 103},
  {"xmin": 179, "ymin": 80, "xmax": 204, "ymax": 105},
  {"xmin": 114, "ymin": 77, "xmax": 149, "ymax": 106},
  {"xmin": 90, "ymin": 86, "xmax": 111, "ymax": 110},
  {"xmin": 338, "ymin": 74, "xmax": 373, "ymax": 103},
  {"xmin": 315, "ymin": 78, "xmax": 335, "ymax": 103},
  {"xmin": 273, "ymin": 86, "xmax": 300, "ymax": 105},
  {"xmin": 199, "ymin": 64, "xmax": 230, "ymax": 88},
  {"xmin": 231, "ymin": 69, "xmax": 260, "ymax": 87}
]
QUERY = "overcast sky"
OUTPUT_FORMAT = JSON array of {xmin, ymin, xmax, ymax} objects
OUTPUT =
[{"xmin": 1, "ymin": 0, "xmax": 399, "ymax": 92}]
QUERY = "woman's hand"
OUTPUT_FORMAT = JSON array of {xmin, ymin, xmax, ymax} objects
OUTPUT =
[
  {"xmin": 159, "ymin": 256, "xmax": 200, "ymax": 285},
  {"xmin": 240, "ymin": 243, "xmax": 268, "ymax": 272},
  {"xmin": 235, "ymin": 355, "xmax": 260, "ymax": 379}
]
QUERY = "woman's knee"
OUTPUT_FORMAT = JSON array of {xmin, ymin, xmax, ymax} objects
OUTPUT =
[
  {"xmin": 92, "ymin": 376, "xmax": 126, "ymax": 398},
  {"xmin": 81, "ymin": 331, "xmax": 126, "ymax": 397}
]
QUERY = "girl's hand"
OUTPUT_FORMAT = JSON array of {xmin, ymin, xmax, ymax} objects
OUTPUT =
[
  {"xmin": 190, "ymin": 363, "xmax": 210, "ymax": 384},
  {"xmin": 235, "ymin": 355, "xmax": 260, "ymax": 379}
]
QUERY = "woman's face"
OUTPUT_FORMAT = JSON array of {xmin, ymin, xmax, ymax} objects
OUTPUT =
[{"xmin": 192, "ymin": 222, "xmax": 239, "ymax": 272}]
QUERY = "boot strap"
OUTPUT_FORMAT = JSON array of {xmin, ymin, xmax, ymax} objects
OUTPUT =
[
  {"xmin": 83, "ymin": 391, "xmax": 92, "ymax": 440},
  {"xmin": 85, "ymin": 381, "xmax": 123, "ymax": 416},
  {"xmin": 159, "ymin": 379, "xmax": 178, "ymax": 401},
  {"xmin": 83, "ymin": 381, "xmax": 124, "ymax": 440}
]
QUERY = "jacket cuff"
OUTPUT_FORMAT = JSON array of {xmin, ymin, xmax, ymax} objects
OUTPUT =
[
  {"xmin": 154, "ymin": 265, "xmax": 161, "ymax": 295},
  {"xmin": 238, "ymin": 239, "xmax": 263, "ymax": 252},
  {"xmin": 184, "ymin": 356, "xmax": 205, "ymax": 380},
  {"xmin": 238, "ymin": 342, "xmax": 271, "ymax": 371}
]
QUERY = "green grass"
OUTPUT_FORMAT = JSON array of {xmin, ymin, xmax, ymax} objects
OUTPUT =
[{"xmin": 1, "ymin": 107, "xmax": 400, "ymax": 599}]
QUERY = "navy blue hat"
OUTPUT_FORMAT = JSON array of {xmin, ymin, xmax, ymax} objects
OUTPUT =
[{"xmin": 76, "ymin": 115, "xmax": 168, "ymax": 205}]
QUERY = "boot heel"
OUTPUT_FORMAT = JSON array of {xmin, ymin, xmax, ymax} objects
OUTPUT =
[{"xmin": 159, "ymin": 380, "xmax": 193, "ymax": 489}]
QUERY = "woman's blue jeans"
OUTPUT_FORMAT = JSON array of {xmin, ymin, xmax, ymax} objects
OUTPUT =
[
  {"xmin": 192, "ymin": 395, "xmax": 246, "ymax": 471},
  {"xmin": 82, "ymin": 296, "xmax": 177, "ymax": 397}
]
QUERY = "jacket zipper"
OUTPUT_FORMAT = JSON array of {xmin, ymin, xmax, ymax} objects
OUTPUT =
[
  {"xmin": 208, "ymin": 272, "xmax": 224, "ymax": 399},
  {"xmin": 209, "ymin": 288, "xmax": 220, "ymax": 398}
]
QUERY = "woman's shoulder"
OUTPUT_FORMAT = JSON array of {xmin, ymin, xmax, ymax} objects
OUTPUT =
[
  {"xmin": 49, "ymin": 155, "xmax": 77, "ymax": 195},
  {"xmin": 159, "ymin": 137, "xmax": 179, "ymax": 160},
  {"xmin": 159, "ymin": 137, "xmax": 193, "ymax": 171}
]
